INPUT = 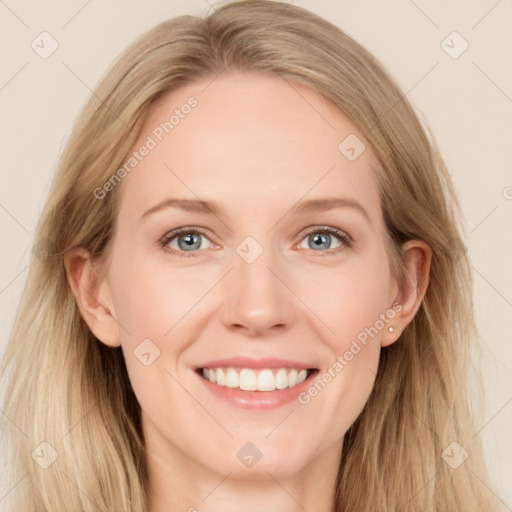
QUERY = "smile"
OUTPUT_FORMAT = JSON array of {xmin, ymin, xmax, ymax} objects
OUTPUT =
[{"xmin": 198, "ymin": 367, "xmax": 316, "ymax": 392}]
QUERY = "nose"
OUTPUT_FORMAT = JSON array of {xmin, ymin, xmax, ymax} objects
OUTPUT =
[{"xmin": 220, "ymin": 244, "xmax": 296, "ymax": 337}]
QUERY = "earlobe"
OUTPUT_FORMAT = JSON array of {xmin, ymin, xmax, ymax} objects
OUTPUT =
[
  {"xmin": 63, "ymin": 248, "xmax": 121, "ymax": 348},
  {"xmin": 381, "ymin": 239, "xmax": 432, "ymax": 348}
]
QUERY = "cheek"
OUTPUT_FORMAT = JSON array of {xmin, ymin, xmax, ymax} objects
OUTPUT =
[
  {"xmin": 295, "ymin": 252, "xmax": 391, "ymax": 420},
  {"xmin": 109, "ymin": 256, "xmax": 211, "ymax": 429},
  {"xmin": 295, "ymin": 251, "xmax": 392, "ymax": 352},
  {"xmin": 109, "ymin": 253, "xmax": 222, "ymax": 342}
]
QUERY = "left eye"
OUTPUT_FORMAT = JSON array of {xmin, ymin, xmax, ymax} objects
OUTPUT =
[{"xmin": 297, "ymin": 228, "xmax": 349, "ymax": 252}]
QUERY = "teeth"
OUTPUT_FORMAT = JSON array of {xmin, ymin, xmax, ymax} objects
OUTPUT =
[
  {"xmin": 225, "ymin": 368, "xmax": 238, "ymax": 388},
  {"xmin": 216, "ymin": 368, "xmax": 226, "ymax": 386},
  {"xmin": 201, "ymin": 367, "xmax": 310, "ymax": 392},
  {"xmin": 275, "ymin": 368, "xmax": 288, "ymax": 389},
  {"xmin": 259, "ymin": 369, "xmax": 277, "ymax": 391},
  {"xmin": 240, "ymin": 369, "xmax": 257, "ymax": 391}
]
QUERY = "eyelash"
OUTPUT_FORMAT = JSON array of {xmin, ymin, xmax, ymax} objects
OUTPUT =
[{"xmin": 159, "ymin": 226, "xmax": 353, "ymax": 258}]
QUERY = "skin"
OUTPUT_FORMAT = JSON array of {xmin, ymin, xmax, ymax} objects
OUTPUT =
[{"xmin": 65, "ymin": 72, "xmax": 431, "ymax": 512}]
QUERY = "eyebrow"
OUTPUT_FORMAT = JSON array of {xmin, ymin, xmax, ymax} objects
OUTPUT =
[{"xmin": 139, "ymin": 196, "xmax": 371, "ymax": 224}]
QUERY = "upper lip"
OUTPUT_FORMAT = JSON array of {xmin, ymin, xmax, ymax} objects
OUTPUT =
[{"xmin": 195, "ymin": 357, "xmax": 318, "ymax": 370}]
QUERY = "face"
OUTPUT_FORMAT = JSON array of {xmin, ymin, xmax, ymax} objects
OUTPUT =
[{"xmin": 95, "ymin": 72, "xmax": 405, "ymax": 480}]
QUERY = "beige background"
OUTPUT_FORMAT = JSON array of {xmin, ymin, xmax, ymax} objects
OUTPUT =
[{"xmin": 1, "ymin": 0, "xmax": 511, "ymax": 505}]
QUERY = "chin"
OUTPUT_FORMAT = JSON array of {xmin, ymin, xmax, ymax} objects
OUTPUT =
[{"xmin": 201, "ymin": 439, "xmax": 314, "ymax": 480}]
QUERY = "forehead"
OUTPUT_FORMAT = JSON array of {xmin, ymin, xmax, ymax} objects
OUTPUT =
[{"xmin": 117, "ymin": 72, "xmax": 381, "ymax": 223}]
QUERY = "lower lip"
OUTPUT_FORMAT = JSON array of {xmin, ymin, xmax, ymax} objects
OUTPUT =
[{"xmin": 195, "ymin": 369, "xmax": 318, "ymax": 409}]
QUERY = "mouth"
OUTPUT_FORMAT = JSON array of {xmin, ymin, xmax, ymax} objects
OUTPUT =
[{"xmin": 195, "ymin": 366, "xmax": 319, "ymax": 392}]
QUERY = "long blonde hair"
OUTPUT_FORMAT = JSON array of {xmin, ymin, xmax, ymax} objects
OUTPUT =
[{"xmin": 0, "ymin": 1, "xmax": 503, "ymax": 510}]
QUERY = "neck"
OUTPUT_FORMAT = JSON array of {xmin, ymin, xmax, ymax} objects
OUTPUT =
[{"xmin": 144, "ymin": 422, "xmax": 342, "ymax": 512}]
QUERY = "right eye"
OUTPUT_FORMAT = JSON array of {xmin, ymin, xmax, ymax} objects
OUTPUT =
[{"xmin": 160, "ymin": 227, "xmax": 216, "ymax": 257}]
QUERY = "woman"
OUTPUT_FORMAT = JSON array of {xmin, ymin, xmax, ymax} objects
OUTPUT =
[{"xmin": 0, "ymin": 1, "xmax": 504, "ymax": 510}]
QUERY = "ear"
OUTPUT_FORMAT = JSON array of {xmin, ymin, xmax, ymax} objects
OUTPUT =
[
  {"xmin": 63, "ymin": 247, "xmax": 121, "ymax": 348},
  {"xmin": 381, "ymin": 239, "xmax": 432, "ymax": 348}
]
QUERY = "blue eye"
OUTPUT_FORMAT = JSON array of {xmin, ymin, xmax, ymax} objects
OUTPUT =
[
  {"xmin": 160, "ymin": 228, "xmax": 211, "ymax": 257},
  {"xmin": 159, "ymin": 226, "xmax": 352, "ymax": 258},
  {"xmin": 298, "ymin": 227, "xmax": 352, "ymax": 253}
]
